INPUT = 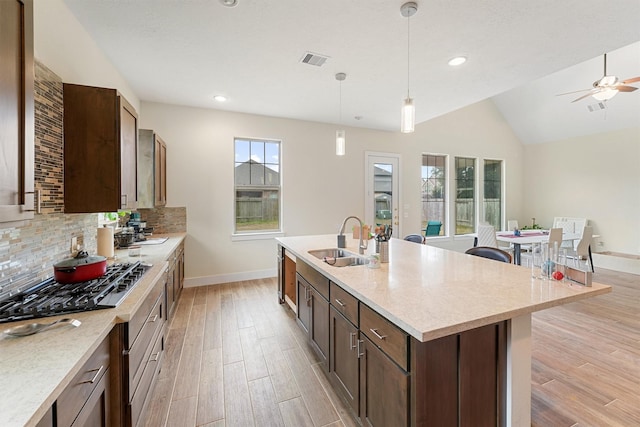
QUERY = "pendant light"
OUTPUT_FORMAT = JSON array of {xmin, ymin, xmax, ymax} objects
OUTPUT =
[
  {"xmin": 400, "ymin": 2, "xmax": 417, "ymax": 133},
  {"xmin": 335, "ymin": 72, "xmax": 347, "ymax": 156}
]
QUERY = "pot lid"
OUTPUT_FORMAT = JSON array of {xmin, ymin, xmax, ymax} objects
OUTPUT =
[{"xmin": 54, "ymin": 251, "xmax": 107, "ymax": 268}]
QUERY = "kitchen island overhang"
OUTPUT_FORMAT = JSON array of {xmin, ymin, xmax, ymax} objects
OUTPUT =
[{"xmin": 276, "ymin": 234, "xmax": 611, "ymax": 426}]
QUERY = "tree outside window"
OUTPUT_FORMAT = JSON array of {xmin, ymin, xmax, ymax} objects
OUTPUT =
[{"xmin": 234, "ymin": 138, "xmax": 281, "ymax": 233}]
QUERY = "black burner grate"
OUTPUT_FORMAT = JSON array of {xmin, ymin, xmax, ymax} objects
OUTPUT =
[{"xmin": 0, "ymin": 262, "xmax": 150, "ymax": 324}]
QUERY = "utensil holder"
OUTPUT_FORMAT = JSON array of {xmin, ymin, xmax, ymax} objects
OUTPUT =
[{"xmin": 379, "ymin": 241, "xmax": 389, "ymax": 263}]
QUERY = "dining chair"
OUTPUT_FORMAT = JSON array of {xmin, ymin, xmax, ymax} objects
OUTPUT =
[
  {"xmin": 507, "ymin": 220, "xmax": 519, "ymax": 231},
  {"xmin": 566, "ymin": 226, "xmax": 594, "ymax": 272},
  {"xmin": 548, "ymin": 228, "xmax": 563, "ymax": 252},
  {"xmin": 404, "ymin": 234, "xmax": 425, "ymax": 244},
  {"xmin": 465, "ymin": 246, "xmax": 512, "ymax": 263},
  {"xmin": 475, "ymin": 224, "xmax": 498, "ymax": 247}
]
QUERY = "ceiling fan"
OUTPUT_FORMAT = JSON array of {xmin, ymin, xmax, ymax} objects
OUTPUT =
[{"xmin": 558, "ymin": 53, "xmax": 640, "ymax": 103}]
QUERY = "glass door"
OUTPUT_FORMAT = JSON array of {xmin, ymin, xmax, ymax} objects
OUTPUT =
[{"xmin": 365, "ymin": 152, "xmax": 400, "ymax": 238}]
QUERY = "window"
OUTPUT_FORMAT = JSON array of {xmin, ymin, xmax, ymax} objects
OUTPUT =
[
  {"xmin": 483, "ymin": 160, "xmax": 502, "ymax": 230},
  {"xmin": 455, "ymin": 157, "xmax": 475, "ymax": 235},
  {"xmin": 234, "ymin": 138, "xmax": 281, "ymax": 233},
  {"xmin": 421, "ymin": 154, "xmax": 446, "ymax": 235}
]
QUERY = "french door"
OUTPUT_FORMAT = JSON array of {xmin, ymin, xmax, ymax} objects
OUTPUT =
[{"xmin": 365, "ymin": 152, "xmax": 400, "ymax": 238}]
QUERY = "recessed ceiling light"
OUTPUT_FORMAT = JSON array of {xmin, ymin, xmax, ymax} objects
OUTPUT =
[
  {"xmin": 448, "ymin": 56, "xmax": 467, "ymax": 66},
  {"xmin": 214, "ymin": 95, "xmax": 227, "ymax": 102},
  {"xmin": 219, "ymin": 0, "xmax": 238, "ymax": 7}
]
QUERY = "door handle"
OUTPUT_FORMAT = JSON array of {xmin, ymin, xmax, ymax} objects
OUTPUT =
[{"xmin": 349, "ymin": 332, "xmax": 356, "ymax": 350}]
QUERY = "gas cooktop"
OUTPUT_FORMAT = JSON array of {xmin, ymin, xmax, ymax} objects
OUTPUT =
[{"xmin": 0, "ymin": 261, "xmax": 151, "ymax": 324}]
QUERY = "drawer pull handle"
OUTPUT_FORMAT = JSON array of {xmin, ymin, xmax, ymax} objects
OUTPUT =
[
  {"xmin": 370, "ymin": 328, "xmax": 387, "ymax": 340},
  {"xmin": 148, "ymin": 314, "xmax": 159, "ymax": 323},
  {"xmin": 305, "ymin": 287, "xmax": 312, "ymax": 304},
  {"xmin": 79, "ymin": 365, "xmax": 103, "ymax": 384},
  {"xmin": 149, "ymin": 352, "xmax": 160, "ymax": 362},
  {"xmin": 349, "ymin": 332, "xmax": 356, "ymax": 350},
  {"xmin": 357, "ymin": 339, "xmax": 364, "ymax": 358},
  {"xmin": 334, "ymin": 298, "xmax": 346, "ymax": 307}
]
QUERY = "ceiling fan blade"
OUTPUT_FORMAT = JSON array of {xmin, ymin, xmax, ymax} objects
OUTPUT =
[
  {"xmin": 617, "ymin": 85, "xmax": 638, "ymax": 92},
  {"xmin": 571, "ymin": 91, "xmax": 598, "ymax": 103},
  {"xmin": 621, "ymin": 76, "xmax": 640, "ymax": 84},
  {"xmin": 556, "ymin": 88, "xmax": 591, "ymax": 96}
]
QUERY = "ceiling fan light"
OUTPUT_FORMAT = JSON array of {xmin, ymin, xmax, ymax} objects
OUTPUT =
[
  {"xmin": 401, "ymin": 97, "xmax": 415, "ymax": 133},
  {"xmin": 592, "ymin": 88, "xmax": 619, "ymax": 101},
  {"xmin": 597, "ymin": 75, "xmax": 618, "ymax": 86},
  {"xmin": 336, "ymin": 130, "xmax": 346, "ymax": 156}
]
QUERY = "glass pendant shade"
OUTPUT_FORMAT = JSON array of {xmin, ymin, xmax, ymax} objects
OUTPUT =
[
  {"xmin": 592, "ymin": 88, "xmax": 619, "ymax": 101},
  {"xmin": 401, "ymin": 97, "xmax": 415, "ymax": 133},
  {"xmin": 336, "ymin": 130, "xmax": 346, "ymax": 156}
]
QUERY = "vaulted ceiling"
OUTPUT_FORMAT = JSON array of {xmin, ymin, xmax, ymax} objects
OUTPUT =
[{"xmin": 62, "ymin": 0, "xmax": 640, "ymax": 144}]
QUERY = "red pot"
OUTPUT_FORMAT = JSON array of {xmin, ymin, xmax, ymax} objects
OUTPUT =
[{"xmin": 53, "ymin": 251, "xmax": 107, "ymax": 284}]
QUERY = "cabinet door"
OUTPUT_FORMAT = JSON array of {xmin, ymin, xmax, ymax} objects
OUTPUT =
[
  {"xmin": 154, "ymin": 136, "xmax": 167, "ymax": 206},
  {"xmin": 360, "ymin": 336, "xmax": 409, "ymax": 427},
  {"xmin": 309, "ymin": 286, "xmax": 329, "ymax": 369},
  {"xmin": 296, "ymin": 274, "xmax": 311, "ymax": 334},
  {"xmin": 0, "ymin": 0, "xmax": 34, "ymax": 225},
  {"xmin": 119, "ymin": 96, "xmax": 138, "ymax": 210},
  {"xmin": 330, "ymin": 306, "xmax": 359, "ymax": 417},
  {"xmin": 70, "ymin": 367, "xmax": 110, "ymax": 427}
]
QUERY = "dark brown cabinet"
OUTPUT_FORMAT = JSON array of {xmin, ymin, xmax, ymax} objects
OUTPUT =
[
  {"xmin": 0, "ymin": 0, "xmax": 35, "ymax": 225},
  {"xmin": 296, "ymin": 259, "xmax": 330, "ymax": 369},
  {"xmin": 329, "ymin": 306, "xmax": 360, "ymax": 416},
  {"xmin": 138, "ymin": 129, "xmax": 166, "ymax": 208},
  {"xmin": 57, "ymin": 332, "xmax": 111, "ymax": 427},
  {"xmin": 360, "ymin": 335, "xmax": 410, "ymax": 427},
  {"xmin": 166, "ymin": 242, "xmax": 184, "ymax": 321},
  {"xmin": 63, "ymin": 84, "xmax": 138, "ymax": 213},
  {"xmin": 111, "ymin": 274, "xmax": 165, "ymax": 426}
]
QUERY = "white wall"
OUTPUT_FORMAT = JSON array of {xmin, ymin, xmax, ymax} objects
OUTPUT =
[
  {"xmin": 140, "ymin": 99, "xmax": 526, "ymax": 284},
  {"xmin": 33, "ymin": 0, "xmax": 139, "ymax": 110},
  {"xmin": 523, "ymin": 127, "xmax": 640, "ymax": 254}
]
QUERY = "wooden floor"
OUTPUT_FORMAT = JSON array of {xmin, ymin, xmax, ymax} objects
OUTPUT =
[{"xmin": 144, "ymin": 269, "xmax": 640, "ymax": 427}]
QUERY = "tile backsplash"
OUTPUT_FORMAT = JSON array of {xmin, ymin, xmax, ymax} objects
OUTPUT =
[{"xmin": 0, "ymin": 60, "xmax": 186, "ymax": 300}]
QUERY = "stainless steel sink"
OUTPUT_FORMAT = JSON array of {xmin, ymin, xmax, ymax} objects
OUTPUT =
[{"xmin": 308, "ymin": 248, "xmax": 366, "ymax": 267}]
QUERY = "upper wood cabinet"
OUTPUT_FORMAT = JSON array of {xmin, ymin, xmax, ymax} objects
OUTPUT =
[
  {"xmin": 0, "ymin": 0, "xmax": 35, "ymax": 226},
  {"xmin": 63, "ymin": 84, "xmax": 138, "ymax": 213},
  {"xmin": 138, "ymin": 129, "xmax": 167, "ymax": 208}
]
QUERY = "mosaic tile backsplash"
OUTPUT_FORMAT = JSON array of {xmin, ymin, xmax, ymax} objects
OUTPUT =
[{"xmin": 0, "ymin": 61, "xmax": 186, "ymax": 300}]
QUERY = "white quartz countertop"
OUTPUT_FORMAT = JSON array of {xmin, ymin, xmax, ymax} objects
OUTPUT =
[
  {"xmin": 277, "ymin": 234, "xmax": 611, "ymax": 342},
  {"xmin": 0, "ymin": 233, "xmax": 186, "ymax": 427}
]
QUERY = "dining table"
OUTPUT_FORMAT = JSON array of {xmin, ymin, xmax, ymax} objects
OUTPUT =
[{"xmin": 495, "ymin": 230, "xmax": 586, "ymax": 266}]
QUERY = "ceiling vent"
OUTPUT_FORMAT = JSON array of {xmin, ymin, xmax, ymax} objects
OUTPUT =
[
  {"xmin": 300, "ymin": 52, "xmax": 329, "ymax": 67},
  {"xmin": 587, "ymin": 102, "xmax": 607, "ymax": 112}
]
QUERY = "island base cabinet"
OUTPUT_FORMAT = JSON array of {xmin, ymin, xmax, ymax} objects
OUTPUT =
[
  {"xmin": 69, "ymin": 367, "xmax": 110, "ymax": 427},
  {"xmin": 296, "ymin": 272, "xmax": 329, "ymax": 369},
  {"xmin": 360, "ymin": 335, "xmax": 410, "ymax": 427},
  {"xmin": 329, "ymin": 306, "xmax": 360, "ymax": 417}
]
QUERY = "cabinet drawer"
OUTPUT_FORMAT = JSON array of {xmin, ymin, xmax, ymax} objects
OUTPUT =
[
  {"xmin": 297, "ymin": 259, "xmax": 329, "ymax": 299},
  {"xmin": 128, "ymin": 328, "xmax": 164, "ymax": 427},
  {"xmin": 128, "ymin": 276, "xmax": 164, "ymax": 348},
  {"xmin": 330, "ymin": 282, "xmax": 358, "ymax": 326},
  {"xmin": 57, "ymin": 334, "xmax": 110, "ymax": 427},
  {"xmin": 360, "ymin": 304, "xmax": 408, "ymax": 371},
  {"xmin": 128, "ymin": 293, "xmax": 164, "ymax": 395}
]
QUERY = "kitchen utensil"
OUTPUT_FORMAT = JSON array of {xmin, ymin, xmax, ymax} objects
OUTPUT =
[
  {"xmin": 53, "ymin": 251, "xmax": 107, "ymax": 284},
  {"xmin": 3, "ymin": 318, "xmax": 81, "ymax": 337}
]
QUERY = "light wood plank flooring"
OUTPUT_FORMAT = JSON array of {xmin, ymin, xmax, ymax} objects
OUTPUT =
[{"xmin": 144, "ymin": 269, "xmax": 640, "ymax": 427}]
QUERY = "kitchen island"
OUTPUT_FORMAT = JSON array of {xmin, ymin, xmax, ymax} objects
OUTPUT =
[
  {"xmin": 0, "ymin": 233, "xmax": 186, "ymax": 427},
  {"xmin": 277, "ymin": 234, "xmax": 611, "ymax": 426}
]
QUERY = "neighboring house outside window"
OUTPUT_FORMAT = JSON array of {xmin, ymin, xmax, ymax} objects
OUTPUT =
[
  {"xmin": 483, "ymin": 159, "xmax": 503, "ymax": 231},
  {"xmin": 455, "ymin": 157, "xmax": 476, "ymax": 235},
  {"xmin": 234, "ymin": 138, "xmax": 281, "ymax": 233},
  {"xmin": 421, "ymin": 154, "xmax": 446, "ymax": 236}
]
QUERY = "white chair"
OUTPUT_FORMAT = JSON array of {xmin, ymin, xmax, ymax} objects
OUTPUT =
[
  {"xmin": 505, "ymin": 219, "xmax": 530, "ymax": 254},
  {"xmin": 476, "ymin": 224, "xmax": 498, "ymax": 247},
  {"xmin": 548, "ymin": 228, "xmax": 563, "ymax": 253},
  {"xmin": 566, "ymin": 226, "xmax": 594, "ymax": 271},
  {"xmin": 507, "ymin": 220, "xmax": 519, "ymax": 231}
]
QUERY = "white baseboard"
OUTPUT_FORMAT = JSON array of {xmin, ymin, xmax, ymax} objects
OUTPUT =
[
  {"xmin": 184, "ymin": 268, "xmax": 277, "ymax": 287},
  {"xmin": 592, "ymin": 253, "xmax": 640, "ymax": 275}
]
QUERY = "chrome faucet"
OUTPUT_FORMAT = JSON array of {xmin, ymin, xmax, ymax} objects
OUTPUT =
[{"xmin": 337, "ymin": 216, "xmax": 367, "ymax": 254}]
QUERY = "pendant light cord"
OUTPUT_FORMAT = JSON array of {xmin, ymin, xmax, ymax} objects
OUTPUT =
[
  {"xmin": 407, "ymin": 10, "xmax": 411, "ymax": 98},
  {"xmin": 339, "ymin": 79, "xmax": 343, "ymax": 124}
]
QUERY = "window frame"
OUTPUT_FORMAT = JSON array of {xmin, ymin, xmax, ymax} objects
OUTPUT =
[
  {"xmin": 421, "ymin": 153, "xmax": 448, "ymax": 238},
  {"xmin": 232, "ymin": 137, "xmax": 283, "ymax": 239}
]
